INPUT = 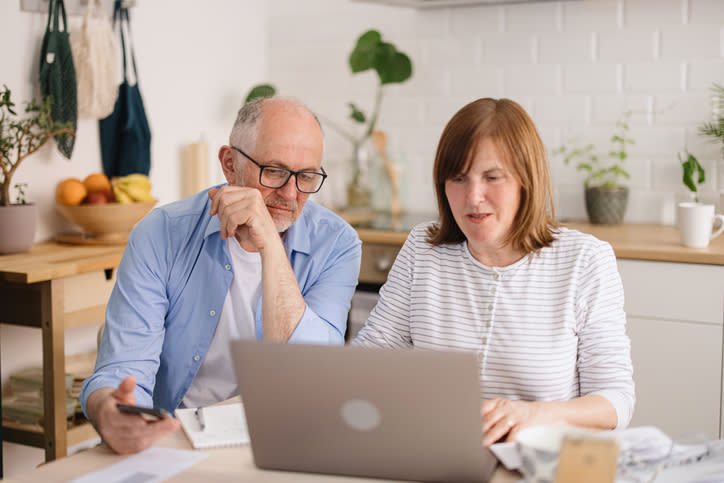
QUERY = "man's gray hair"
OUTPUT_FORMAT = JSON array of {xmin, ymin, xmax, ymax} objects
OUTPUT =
[{"xmin": 228, "ymin": 96, "xmax": 324, "ymax": 153}]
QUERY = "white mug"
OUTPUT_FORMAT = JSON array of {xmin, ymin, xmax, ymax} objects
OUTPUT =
[{"xmin": 677, "ymin": 202, "xmax": 724, "ymax": 248}]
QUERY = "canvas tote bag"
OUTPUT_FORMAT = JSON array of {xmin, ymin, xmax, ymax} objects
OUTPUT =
[
  {"xmin": 99, "ymin": 0, "xmax": 151, "ymax": 177},
  {"xmin": 71, "ymin": 0, "xmax": 118, "ymax": 119},
  {"xmin": 39, "ymin": 0, "xmax": 77, "ymax": 159}
]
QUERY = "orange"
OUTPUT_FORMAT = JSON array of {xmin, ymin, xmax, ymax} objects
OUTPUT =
[
  {"xmin": 56, "ymin": 178, "xmax": 87, "ymax": 206},
  {"xmin": 83, "ymin": 173, "xmax": 111, "ymax": 193}
]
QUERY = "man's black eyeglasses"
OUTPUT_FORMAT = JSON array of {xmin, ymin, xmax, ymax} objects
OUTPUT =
[{"xmin": 232, "ymin": 146, "xmax": 327, "ymax": 194}]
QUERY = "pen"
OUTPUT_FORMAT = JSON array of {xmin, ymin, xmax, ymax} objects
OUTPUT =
[{"xmin": 195, "ymin": 407, "xmax": 206, "ymax": 431}]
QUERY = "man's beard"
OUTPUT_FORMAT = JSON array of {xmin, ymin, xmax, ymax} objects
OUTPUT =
[{"xmin": 267, "ymin": 196, "xmax": 299, "ymax": 233}]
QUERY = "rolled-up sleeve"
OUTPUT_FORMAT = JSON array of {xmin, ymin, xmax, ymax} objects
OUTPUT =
[
  {"xmin": 288, "ymin": 224, "xmax": 361, "ymax": 344},
  {"xmin": 80, "ymin": 211, "xmax": 170, "ymax": 413}
]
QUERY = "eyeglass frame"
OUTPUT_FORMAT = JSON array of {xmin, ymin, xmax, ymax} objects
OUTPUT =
[{"xmin": 231, "ymin": 146, "xmax": 328, "ymax": 194}]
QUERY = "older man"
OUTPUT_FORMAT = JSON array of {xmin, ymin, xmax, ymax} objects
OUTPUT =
[{"xmin": 81, "ymin": 97, "xmax": 361, "ymax": 454}]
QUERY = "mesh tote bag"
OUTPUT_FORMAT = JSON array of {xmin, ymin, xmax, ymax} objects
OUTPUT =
[
  {"xmin": 71, "ymin": 0, "xmax": 118, "ymax": 119},
  {"xmin": 99, "ymin": 0, "xmax": 151, "ymax": 177},
  {"xmin": 38, "ymin": 0, "xmax": 77, "ymax": 159}
]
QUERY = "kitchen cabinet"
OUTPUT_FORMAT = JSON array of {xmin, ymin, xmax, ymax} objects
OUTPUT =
[
  {"xmin": 619, "ymin": 260, "xmax": 724, "ymax": 440},
  {"xmin": 0, "ymin": 242, "xmax": 124, "ymax": 463}
]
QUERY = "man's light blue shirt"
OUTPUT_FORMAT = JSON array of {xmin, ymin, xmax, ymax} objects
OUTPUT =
[{"xmin": 80, "ymin": 188, "xmax": 361, "ymax": 413}]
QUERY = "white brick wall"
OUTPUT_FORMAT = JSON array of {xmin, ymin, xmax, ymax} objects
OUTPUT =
[{"xmin": 267, "ymin": 0, "xmax": 723, "ymax": 223}]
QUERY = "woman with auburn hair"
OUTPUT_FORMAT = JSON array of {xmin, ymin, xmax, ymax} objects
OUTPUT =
[{"xmin": 353, "ymin": 98, "xmax": 635, "ymax": 446}]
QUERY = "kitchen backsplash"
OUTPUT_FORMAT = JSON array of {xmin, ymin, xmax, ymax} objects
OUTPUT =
[{"xmin": 266, "ymin": 0, "xmax": 724, "ymax": 224}]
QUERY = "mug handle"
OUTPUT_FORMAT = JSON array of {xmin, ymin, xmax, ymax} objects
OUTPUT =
[{"xmin": 711, "ymin": 214, "xmax": 724, "ymax": 241}]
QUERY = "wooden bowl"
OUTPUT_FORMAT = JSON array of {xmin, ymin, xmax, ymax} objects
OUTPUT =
[{"xmin": 56, "ymin": 200, "xmax": 157, "ymax": 243}]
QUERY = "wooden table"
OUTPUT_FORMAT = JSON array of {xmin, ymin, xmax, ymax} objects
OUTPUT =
[
  {"xmin": 0, "ymin": 427, "xmax": 521, "ymax": 482},
  {"xmin": 0, "ymin": 242, "xmax": 125, "ymax": 462}
]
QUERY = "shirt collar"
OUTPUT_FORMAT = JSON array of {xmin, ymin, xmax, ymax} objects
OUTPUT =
[{"xmin": 283, "ymin": 206, "xmax": 312, "ymax": 255}]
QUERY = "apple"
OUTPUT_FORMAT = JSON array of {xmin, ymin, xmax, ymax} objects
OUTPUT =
[
  {"xmin": 100, "ymin": 189, "xmax": 115, "ymax": 203},
  {"xmin": 84, "ymin": 191, "xmax": 109, "ymax": 205}
]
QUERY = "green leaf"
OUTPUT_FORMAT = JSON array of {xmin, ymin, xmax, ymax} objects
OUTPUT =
[
  {"xmin": 349, "ymin": 30, "xmax": 382, "ymax": 73},
  {"xmin": 609, "ymin": 166, "xmax": 630, "ymax": 178},
  {"xmin": 245, "ymin": 84, "xmax": 276, "ymax": 103},
  {"xmin": 680, "ymin": 152, "xmax": 705, "ymax": 193},
  {"xmin": 356, "ymin": 30, "xmax": 382, "ymax": 49},
  {"xmin": 378, "ymin": 51, "xmax": 412, "ymax": 85},
  {"xmin": 348, "ymin": 103, "xmax": 366, "ymax": 124},
  {"xmin": 682, "ymin": 161, "xmax": 697, "ymax": 192}
]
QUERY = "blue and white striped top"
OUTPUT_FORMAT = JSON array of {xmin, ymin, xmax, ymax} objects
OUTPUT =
[{"xmin": 353, "ymin": 223, "xmax": 635, "ymax": 429}]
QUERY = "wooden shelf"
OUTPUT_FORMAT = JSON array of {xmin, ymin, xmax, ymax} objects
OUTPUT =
[
  {"xmin": 0, "ymin": 242, "xmax": 121, "ymax": 462},
  {"xmin": 2, "ymin": 418, "xmax": 97, "ymax": 448}
]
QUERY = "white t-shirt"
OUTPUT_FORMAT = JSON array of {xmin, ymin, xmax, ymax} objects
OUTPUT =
[{"xmin": 182, "ymin": 238, "xmax": 261, "ymax": 408}]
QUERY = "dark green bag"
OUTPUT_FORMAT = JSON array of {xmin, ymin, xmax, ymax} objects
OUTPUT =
[
  {"xmin": 39, "ymin": 0, "xmax": 77, "ymax": 159},
  {"xmin": 99, "ymin": 0, "xmax": 151, "ymax": 177}
]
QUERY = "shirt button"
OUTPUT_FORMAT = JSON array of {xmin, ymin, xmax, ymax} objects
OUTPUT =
[
  {"xmin": 225, "ymin": 264, "xmax": 231, "ymax": 270},
  {"xmin": 478, "ymin": 352, "xmax": 484, "ymax": 361},
  {"xmin": 194, "ymin": 355, "xmax": 201, "ymax": 362},
  {"xmin": 493, "ymin": 273, "xmax": 500, "ymax": 280},
  {"xmin": 491, "ymin": 287, "xmax": 496, "ymax": 294},
  {"xmin": 488, "ymin": 304, "xmax": 493, "ymax": 311},
  {"xmin": 209, "ymin": 310, "xmax": 216, "ymax": 316}
]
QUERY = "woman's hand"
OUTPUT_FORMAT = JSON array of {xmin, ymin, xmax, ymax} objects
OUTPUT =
[
  {"xmin": 480, "ymin": 398, "xmax": 563, "ymax": 446},
  {"xmin": 480, "ymin": 394, "xmax": 618, "ymax": 446}
]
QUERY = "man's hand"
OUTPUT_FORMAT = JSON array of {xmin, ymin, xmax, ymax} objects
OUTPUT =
[
  {"xmin": 86, "ymin": 376, "xmax": 180, "ymax": 454},
  {"xmin": 208, "ymin": 186, "xmax": 279, "ymax": 252}
]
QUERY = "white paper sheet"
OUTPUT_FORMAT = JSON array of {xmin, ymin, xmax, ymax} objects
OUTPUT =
[
  {"xmin": 490, "ymin": 441, "xmax": 521, "ymax": 470},
  {"xmin": 69, "ymin": 446, "xmax": 208, "ymax": 483}
]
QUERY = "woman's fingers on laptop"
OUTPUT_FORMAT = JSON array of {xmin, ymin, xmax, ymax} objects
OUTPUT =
[{"xmin": 481, "ymin": 398, "xmax": 527, "ymax": 446}]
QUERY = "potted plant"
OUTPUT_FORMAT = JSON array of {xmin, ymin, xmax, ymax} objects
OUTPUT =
[
  {"xmin": 554, "ymin": 110, "xmax": 634, "ymax": 225},
  {"xmin": 245, "ymin": 29, "xmax": 413, "ymax": 209},
  {"xmin": 0, "ymin": 85, "xmax": 75, "ymax": 254},
  {"xmin": 679, "ymin": 151, "xmax": 705, "ymax": 203}
]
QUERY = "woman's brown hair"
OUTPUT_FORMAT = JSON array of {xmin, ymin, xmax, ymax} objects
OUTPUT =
[{"xmin": 426, "ymin": 98, "xmax": 559, "ymax": 254}]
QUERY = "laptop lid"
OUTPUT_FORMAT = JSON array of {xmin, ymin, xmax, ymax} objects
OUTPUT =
[{"xmin": 230, "ymin": 340, "xmax": 498, "ymax": 482}]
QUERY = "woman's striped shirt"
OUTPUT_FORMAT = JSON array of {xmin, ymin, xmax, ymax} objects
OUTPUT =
[{"xmin": 353, "ymin": 223, "xmax": 635, "ymax": 429}]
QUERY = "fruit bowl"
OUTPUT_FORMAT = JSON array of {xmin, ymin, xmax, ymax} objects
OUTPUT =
[{"xmin": 55, "ymin": 200, "xmax": 157, "ymax": 244}]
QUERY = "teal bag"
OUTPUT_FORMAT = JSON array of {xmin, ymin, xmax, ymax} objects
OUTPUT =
[
  {"xmin": 99, "ymin": 0, "xmax": 151, "ymax": 177},
  {"xmin": 39, "ymin": 0, "xmax": 77, "ymax": 159}
]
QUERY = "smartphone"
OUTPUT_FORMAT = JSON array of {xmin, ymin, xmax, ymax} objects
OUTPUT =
[{"xmin": 116, "ymin": 403, "xmax": 172, "ymax": 421}]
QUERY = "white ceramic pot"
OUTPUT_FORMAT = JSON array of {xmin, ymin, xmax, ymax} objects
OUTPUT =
[{"xmin": 0, "ymin": 203, "xmax": 37, "ymax": 254}]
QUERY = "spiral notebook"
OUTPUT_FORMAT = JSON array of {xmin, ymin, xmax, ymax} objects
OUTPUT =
[{"xmin": 175, "ymin": 402, "xmax": 250, "ymax": 449}]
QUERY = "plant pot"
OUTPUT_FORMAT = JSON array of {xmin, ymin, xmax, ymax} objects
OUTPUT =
[
  {"xmin": 0, "ymin": 203, "xmax": 37, "ymax": 254},
  {"xmin": 584, "ymin": 186, "xmax": 629, "ymax": 225}
]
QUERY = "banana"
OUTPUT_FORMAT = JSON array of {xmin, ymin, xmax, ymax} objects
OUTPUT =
[
  {"xmin": 121, "ymin": 183, "xmax": 155, "ymax": 202},
  {"xmin": 117, "ymin": 173, "xmax": 152, "ymax": 191},
  {"xmin": 113, "ymin": 185, "xmax": 134, "ymax": 204},
  {"xmin": 114, "ymin": 173, "xmax": 154, "ymax": 202}
]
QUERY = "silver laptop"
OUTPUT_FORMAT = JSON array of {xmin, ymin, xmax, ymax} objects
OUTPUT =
[{"xmin": 230, "ymin": 340, "xmax": 498, "ymax": 482}]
